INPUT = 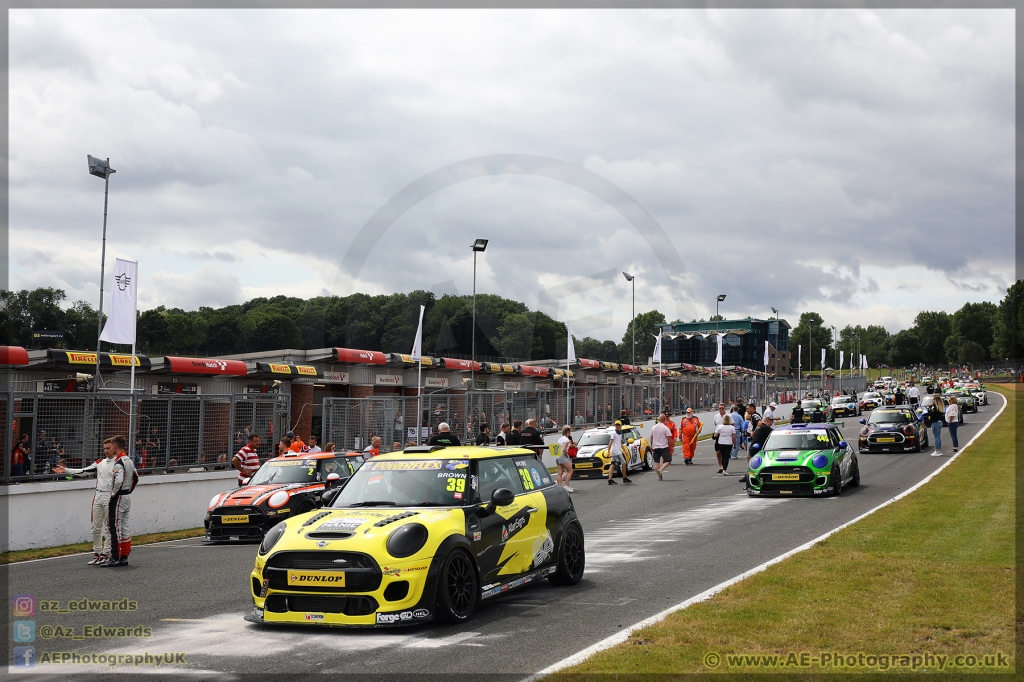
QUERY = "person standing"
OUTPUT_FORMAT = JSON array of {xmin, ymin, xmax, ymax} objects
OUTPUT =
[
  {"xmin": 907, "ymin": 382, "xmax": 920, "ymax": 407},
  {"xmin": 307, "ymin": 436, "xmax": 322, "ymax": 453},
  {"xmin": 495, "ymin": 422, "xmax": 511, "ymax": 446},
  {"xmin": 679, "ymin": 408, "xmax": 702, "ymax": 465},
  {"xmin": 520, "ymin": 419, "xmax": 545, "ymax": 446},
  {"xmin": 99, "ymin": 436, "xmax": 137, "ymax": 567},
  {"xmin": 748, "ymin": 415, "xmax": 773, "ymax": 458},
  {"xmin": 790, "ymin": 401, "xmax": 805, "ymax": 424},
  {"xmin": 664, "ymin": 411, "xmax": 679, "ymax": 460},
  {"xmin": 924, "ymin": 397, "xmax": 945, "ymax": 456},
  {"xmin": 649, "ymin": 414, "xmax": 673, "ymax": 481},
  {"xmin": 363, "ymin": 436, "xmax": 382, "ymax": 457},
  {"xmin": 713, "ymin": 415, "xmax": 736, "ymax": 476},
  {"xmin": 763, "ymin": 401, "xmax": 777, "ymax": 422},
  {"xmin": 428, "ymin": 422, "xmax": 461, "ymax": 446},
  {"xmin": 475, "ymin": 424, "xmax": 492, "ymax": 446},
  {"xmin": 506, "ymin": 420, "xmax": 523, "ymax": 446},
  {"xmin": 619, "ymin": 409, "xmax": 631, "ymax": 425},
  {"xmin": 944, "ymin": 397, "xmax": 960, "ymax": 453},
  {"xmin": 232, "ymin": 434, "xmax": 261, "ymax": 486},
  {"xmin": 606, "ymin": 421, "xmax": 632, "ymax": 485},
  {"xmin": 556, "ymin": 425, "xmax": 574, "ymax": 492},
  {"xmin": 53, "ymin": 443, "xmax": 119, "ymax": 565},
  {"xmin": 713, "ymin": 403, "xmax": 728, "ymax": 427},
  {"xmin": 730, "ymin": 405, "xmax": 746, "ymax": 459}
]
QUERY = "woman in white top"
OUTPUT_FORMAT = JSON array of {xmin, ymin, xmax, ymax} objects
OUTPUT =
[
  {"xmin": 556, "ymin": 425, "xmax": 574, "ymax": 492},
  {"xmin": 714, "ymin": 415, "xmax": 736, "ymax": 475},
  {"xmin": 944, "ymin": 397, "xmax": 960, "ymax": 453}
]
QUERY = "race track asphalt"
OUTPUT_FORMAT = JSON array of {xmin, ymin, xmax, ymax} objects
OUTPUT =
[{"xmin": 7, "ymin": 395, "xmax": 1003, "ymax": 680}]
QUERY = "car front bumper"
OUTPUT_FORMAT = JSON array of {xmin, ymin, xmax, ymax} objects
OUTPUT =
[{"xmin": 746, "ymin": 466, "xmax": 830, "ymax": 496}]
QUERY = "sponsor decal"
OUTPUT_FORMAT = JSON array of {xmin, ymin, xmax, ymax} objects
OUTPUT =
[
  {"xmin": 501, "ymin": 515, "xmax": 528, "ymax": 543},
  {"xmin": 268, "ymin": 363, "xmax": 292, "ymax": 374},
  {"xmin": 375, "ymin": 374, "xmax": 404, "ymax": 386},
  {"xmin": 382, "ymin": 567, "xmax": 402, "ymax": 576},
  {"xmin": 470, "ymin": 475, "xmax": 478, "ymax": 490},
  {"xmin": 304, "ymin": 613, "xmax": 325, "ymax": 621},
  {"xmin": 67, "ymin": 351, "xmax": 99, "ymax": 364},
  {"xmin": 316, "ymin": 541, "xmax": 329, "ymax": 548},
  {"xmin": 322, "ymin": 371, "xmax": 350, "ymax": 384},
  {"xmin": 412, "ymin": 609, "xmax": 429, "ymax": 618},
  {"xmin": 108, "ymin": 354, "xmax": 140, "ymax": 367},
  {"xmin": 425, "ymin": 377, "xmax": 449, "ymax": 388},
  {"xmin": 445, "ymin": 462, "xmax": 469, "ymax": 470},
  {"xmin": 370, "ymin": 461, "xmax": 442, "ymax": 471},
  {"xmin": 453, "ymin": 492, "xmax": 462, "ymax": 499},
  {"xmin": 482, "ymin": 588, "xmax": 501, "ymax": 599},
  {"xmin": 287, "ymin": 571, "xmax": 346, "ymax": 586},
  {"xmin": 296, "ymin": 365, "xmax": 318, "ymax": 376},
  {"xmin": 376, "ymin": 609, "xmax": 430, "ymax": 625},
  {"xmin": 318, "ymin": 518, "xmax": 367, "ymax": 531},
  {"xmin": 473, "ymin": 531, "xmax": 482, "ymax": 541},
  {"xmin": 531, "ymin": 470, "xmax": 542, "ymax": 486}
]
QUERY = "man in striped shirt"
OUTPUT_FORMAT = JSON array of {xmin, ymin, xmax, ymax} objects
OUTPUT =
[{"xmin": 232, "ymin": 434, "xmax": 261, "ymax": 486}]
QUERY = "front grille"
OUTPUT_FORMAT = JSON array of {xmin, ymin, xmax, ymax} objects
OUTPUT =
[
  {"xmin": 267, "ymin": 552, "xmax": 376, "ymax": 570},
  {"xmin": 265, "ymin": 551, "xmax": 381, "ymax": 593},
  {"xmin": 265, "ymin": 594, "xmax": 379, "ymax": 616},
  {"xmin": 869, "ymin": 432, "xmax": 906, "ymax": 444},
  {"xmin": 759, "ymin": 466, "xmax": 815, "ymax": 483},
  {"xmin": 572, "ymin": 457, "xmax": 606, "ymax": 475},
  {"xmin": 207, "ymin": 525, "xmax": 265, "ymax": 538}
]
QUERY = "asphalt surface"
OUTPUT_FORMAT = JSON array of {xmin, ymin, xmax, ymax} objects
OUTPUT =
[{"xmin": 7, "ymin": 394, "xmax": 1004, "ymax": 679}]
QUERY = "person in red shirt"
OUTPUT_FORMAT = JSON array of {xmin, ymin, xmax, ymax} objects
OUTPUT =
[
  {"xmin": 232, "ymin": 434, "xmax": 261, "ymax": 485},
  {"xmin": 663, "ymin": 411, "xmax": 679, "ymax": 459},
  {"xmin": 679, "ymin": 408, "xmax": 703, "ymax": 465}
]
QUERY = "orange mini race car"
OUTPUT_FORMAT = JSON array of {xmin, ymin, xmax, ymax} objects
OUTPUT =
[{"xmin": 205, "ymin": 451, "xmax": 365, "ymax": 542}]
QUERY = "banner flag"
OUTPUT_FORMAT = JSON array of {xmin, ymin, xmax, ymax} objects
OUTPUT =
[{"xmin": 99, "ymin": 258, "xmax": 138, "ymax": 345}]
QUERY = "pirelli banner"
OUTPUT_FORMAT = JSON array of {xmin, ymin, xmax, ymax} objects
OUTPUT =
[
  {"xmin": 480, "ymin": 362, "xmax": 515, "ymax": 374},
  {"xmin": 391, "ymin": 353, "xmax": 436, "ymax": 367},
  {"xmin": 48, "ymin": 349, "xmax": 151, "ymax": 370},
  {"xmin": 255, "ymin": 362, "xmax": 323, "ymax": 378}
]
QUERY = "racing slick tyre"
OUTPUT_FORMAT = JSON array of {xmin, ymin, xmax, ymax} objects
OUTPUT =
[
  {"xmin": 548, "ymin": 522, "xmax": 585, "ymax": 586},
  {"xmin": 849, "ymin": 458, "xmax": 861, "ymax": 488},
  {"xmin": 434, "ymin": 548, "xmax": 478, "ymax": 624},
  {"xmin": 642, "ymin": 448, "xmax": 654, "ymax": 471},
  {"xmin": 830, "ymin": 464, "xmax": 842, "ymax": 497},
  {"xmin": 913, "ymin": 436, "xmax": 922, "ymax": 453},
  {"xmin": 294, "ymin": 501, "xmax": 315, "ymax": 516}
]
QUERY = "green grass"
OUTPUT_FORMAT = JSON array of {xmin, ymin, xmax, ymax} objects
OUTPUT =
[
  {"xmin": 554, "ymin": 385, "xmax": 1016, "ymax": 678},
  {"xmin": 0, "ymin": 527, "xmax": 206, "ymax": 565}
]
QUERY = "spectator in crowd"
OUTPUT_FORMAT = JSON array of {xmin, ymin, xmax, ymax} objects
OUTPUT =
[
  {"xmin": 286, "ymin": 430, "xmax": 305, "ymax": 453},
  {"xmin": 233, "ymin": 434, "xmax": 261, "ymax": 486},
  {"xmin": 363, "ymin": 436, "xmax": 382, "ymax": 457},
  {"xmin": 713, "ymin": 403, "xmax": 728, "ymax": 427},
  {"xmin": 495, "ymin": 423, "xmax": 511, "ymax": 446},
  {"xmin": 392, "ymin": 441, "xmax": 402, "ymax": 451},
  {"xmin": 606, "ymin": 421, "xmax": 632, "ymax": 485},
  {"xmin": 650, "ymin": 414, "xmax": 673, "ymax": 481},
  {"xmin": 713, "ymin": 415, "xmax": 736, "ymax": 476},
  {"xmin": 10, "ymin": 441, "xmax": 28, "ymax": 479},
  {"xmin": 506, "ymin": 420, "xmax": 523, "ymax": 446},
  {"xmin": 619, "ymin": 409, "xmax": 631, "ymax": 425},
  {"xmin": 428, "ymin": 422, "xmax": 461, "ymax": 447},
  {"xmin": 944, "ymin": 397, "xmax": 960, "ymax": 454},
  {"xmin": 324, "ymin": 442, "xmax": 337, "ymax": 453},
  {"xmin": 574, "ymin": 411, "xmax": 585, "ymax": 428},
  {"xmin": 277, "ymin": 437, "xmax": 292, "ymax": 457},
  {"xmin": 307, "ymin": 436, "xmax": 322, "ymax": 453},
  {"xmin": 476, "ymin": 424, "xmax": 492, "ymax": 446},
  {"xmin": 47, "ymin": 435, "xmax": 66, "ymax": 471},
  {"xmin": 556, "ymin": 425, "xmax": 574, "ymax": 492},
  {"xmin": 520, "ymin": 419, "xmax": 545, "ymax": 445}
]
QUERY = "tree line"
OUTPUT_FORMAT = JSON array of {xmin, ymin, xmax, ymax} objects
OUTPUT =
[{"xmin": 3, "ymin": 280, "xmax": 1021, "ymax": 367}]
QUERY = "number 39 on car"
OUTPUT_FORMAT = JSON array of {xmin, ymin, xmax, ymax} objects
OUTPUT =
[{"xmin": 245, "ymin": 445, "xmax": 586, "ymax": 627}]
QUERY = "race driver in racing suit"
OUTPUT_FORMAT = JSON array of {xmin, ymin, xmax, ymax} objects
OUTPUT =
[
  {"xmin": 102, "ymin": 435, "xmax": 138, "ymax": 567},
  {"xmin": 54, "ymin": 437, "xmax": 120, "ymax": 565}
]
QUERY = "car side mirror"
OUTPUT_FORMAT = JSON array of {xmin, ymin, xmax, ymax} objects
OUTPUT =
[
  {"xmin": 859, "ymin": 419, "xmax": 866, "ymax": 425},
  {"xmin": 751, "ymin": 443, "xmax": 761, "ymax": 452},
  {"xmin": 325, "ymin": 472, "xmax": 341, "ymax": 489},
  {"xmin": 486, "ymin": 488, "xmax": 515, "ymax": 514},
  {"xmin": 839, "ymin": 441, "xmax": 848, "ymax": 449},
  {"xmin": 240, "ymin": 477, "xmax": 251, "ymax": 486},
  {"xmin": 321, "ymin": 487, "xmax": 341, "ymax": 507}
]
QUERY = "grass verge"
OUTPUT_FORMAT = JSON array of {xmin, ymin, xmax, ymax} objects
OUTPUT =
[
  {"xmin": 555, "ymin": 385, "xmax": 1016, "ymax": 678},
  {"xmin": 0, "ymin": 527, "xmax": 205, "ymax": 565}
]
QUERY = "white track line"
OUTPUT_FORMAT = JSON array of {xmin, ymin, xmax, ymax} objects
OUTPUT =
[{"xmin": 524, "ymin": 391, "xmax": 1008, "ymax": 681}]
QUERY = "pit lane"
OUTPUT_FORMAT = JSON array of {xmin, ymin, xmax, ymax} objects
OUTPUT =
[{"xmin": 7, "ymin": 394, "xmax": 1004, "ymax": 679}]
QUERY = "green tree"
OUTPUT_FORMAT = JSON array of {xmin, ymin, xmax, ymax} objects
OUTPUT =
[
  {"xmin": 137, "ymin": 307, "xmax": 169, "ymax": 354},
  {"xmin": 165, "ymin": 310, "xmax": 209, "ymax": 354},
  {"xmin": 496, "ymin": 312, "xmax": 533, "ymax": 358},
  {"xmin": 790, "ymin": 312, "xmax": 833, "ymax": 370},
  {"xmin": 990, "ymin": 280, "xmax": 1024, "ymax": 360},
  {"xmin": 944, "ymin": 301, "xmax": 998, "ymax": 364},
  {"xmin": 887, "ymin": 329, "xmax": 921, "ymax": 366},
  {"xmin": 910, "ymin": 311, "xmax": 952, "ymax": 365}
]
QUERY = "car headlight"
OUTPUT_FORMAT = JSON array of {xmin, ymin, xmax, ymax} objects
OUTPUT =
[
  {"xmin": 749, "ymin": 455, "xmax": 763, "ymax": 469},
  {"xmin": 208, "ymin": 494, "xmax": 223, "ymax": 510},
  {"xmin": 259, "ymin": 522, "xmax": 287, "ymax": 555},
  {"xmin": 811, "ymin": 454, "xmax": 829, "ymax": 469},
  {"xmin": 386, "ymin": 523, "xmax": 428, "ymax": 558},
  {"xmin": 268, "ymin": 490, "xmax": 289, "ymax": 508}
]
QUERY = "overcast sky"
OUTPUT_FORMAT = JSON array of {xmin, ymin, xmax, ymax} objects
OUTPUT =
[{"xmin": 9, "ymin": 8, "xmax": 1014, "ymax": 340}]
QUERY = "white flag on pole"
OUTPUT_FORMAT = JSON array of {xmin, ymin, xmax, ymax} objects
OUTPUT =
[
  {"xmin": 567, "ymin": 323, "xmax": 577, "ymax": 363},
  {"xmin": 839, "ymin": 350, "xmax": 844, "ymax": 369},
  {"xmin": 763, "ymin": 340, "xmax": 769, "ymax": 367},
  {"xmin": 411, "ymin": 305, "xmax": 425, "ymax": 361},
  {"xmin": 99, "ymin": 258, "xmax": 138, "ymax": 345},
  {"xmin": 652, "ymin": 334, "xmax": 662, "ymax": 363},
  {"xmin": 820, "ymin": 348, "xmax": 826, "ymax": 369},
  {"xmin": 715, "ymin": 334, "xmax": 723, "ymax": 365}
]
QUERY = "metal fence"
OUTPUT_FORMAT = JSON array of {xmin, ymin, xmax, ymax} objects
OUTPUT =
[{"xmin": 5, "ymin": 391, "xmax": 290, "ymax": 483}]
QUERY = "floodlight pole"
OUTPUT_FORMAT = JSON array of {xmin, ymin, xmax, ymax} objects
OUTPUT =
[{"xmin": 95, "ymin": 159, "xmax": 112, "ymax": 392}]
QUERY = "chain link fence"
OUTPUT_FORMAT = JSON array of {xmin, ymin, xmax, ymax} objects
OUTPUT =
[{"xmin": 5, "ymin": 391, "xmax": 289, "ymax": 483}]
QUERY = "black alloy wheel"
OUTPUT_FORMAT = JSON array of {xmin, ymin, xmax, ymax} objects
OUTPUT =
[
  {"xmin": 549, "ymin": 523, "xmax": 585, "ymax": 586},
  {"xmin": 831, "ymin": 464, "xmax": 842, "ymax": 497},
  {"xmin": 435, "ymin": 549, "xmax": 477, "ymax": 623},
  {"xmin": 849, "ymin": 458, "xmax": 861, "ymax": 487}
]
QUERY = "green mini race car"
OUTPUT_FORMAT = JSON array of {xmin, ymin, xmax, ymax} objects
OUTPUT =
[
  {"xmin": 746, "ymin": 424, "xmax": 859, "ymax": 497},
  {"xmin": 943, "ymin": 389, "xmax": 977, "ymax": 414}
]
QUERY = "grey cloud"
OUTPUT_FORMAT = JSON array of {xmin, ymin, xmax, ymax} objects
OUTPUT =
[{"xmin": 184, "ymin": 250, "xmax": 239, "ymax": 262}]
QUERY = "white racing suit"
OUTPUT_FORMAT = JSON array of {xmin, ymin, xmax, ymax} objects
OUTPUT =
[
  {"xmin": 66, "ymin": 457, "xmax": 118, "ymax": 556},
  {"xmin": 107, "ymin": 454, "xmax": 138, "ymax": 561}
]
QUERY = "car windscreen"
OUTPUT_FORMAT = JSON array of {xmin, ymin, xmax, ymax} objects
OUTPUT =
[
  {"xmin": 578, "ymin": 432, "xmax": 610, "ymax": 447},
  {"xmin": 329, "ymin": 459, "xmax": 469, "ymax": 507},
  {"xmin": 762, "ymin": 431, "xmax": 833, "ymax": 451},
  {"xmin": 800, "ymin": 400, "xmax": 821, "ymax": 409},
  {"xmin": 248, "ymin": 459, "xmax": 318, "ymax": 485},
  {"xmin": 868, "ymin": 409, "xmax": 915, "ymax": 424},
  {"xmin": 831, "ymin": 398, "xmax": 855, "ymax": 406}
]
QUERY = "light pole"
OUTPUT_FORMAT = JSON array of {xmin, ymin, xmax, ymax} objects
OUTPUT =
[
  {"xmin": 471, "ymin": 238, "xmax": 488, "ymax": 394},
  {"xmin": 716, "ymin": 294, "xmax": 726, "ymax": 403},
  {"xmin": 770, "ymin": 307, "xmax": 778, "ymax": 403},
  {"xmin": 622, "ymin": 272, "xmax": 635, "ymax": 366},
  {"xmin": 831, "ymin": 325, "xmax": 837, "ymax": 394},
  {"xmin": 87, "ymin": 155, "xmax": 115, "ymax": 391}
]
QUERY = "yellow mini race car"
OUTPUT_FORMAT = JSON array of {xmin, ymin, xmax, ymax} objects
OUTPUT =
[
  {"xmin": 570, "ymin": 424, "xmax": 652, "ymax": 478},
  {"xmin": 244, "ymin": 445, "xmax": 585, "ymax": 627}
]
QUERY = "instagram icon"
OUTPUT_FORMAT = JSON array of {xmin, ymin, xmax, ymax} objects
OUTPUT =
[{"xmin": 11, "ymin": 595, "xmax": 35, "ymax": 617}]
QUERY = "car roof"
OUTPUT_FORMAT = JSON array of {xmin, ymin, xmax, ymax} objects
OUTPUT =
[
  {"xmin": 371, "ymin": 445, "xmax": 542, "ymax": 461},
  {"xmin": 270, "ymin": 451, "xmax": 363, "ymax": 461}
]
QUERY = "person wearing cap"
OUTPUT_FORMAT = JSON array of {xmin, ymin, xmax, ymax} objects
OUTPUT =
[
  {"xmin": 428, "ymin": 422, "xmax": 461, "ymax": 447},
  {"xmin": 679, "ymin": 408, "xmax": 702, "ymax": 465},
  {"xmin": 606, "ymin": 421, "xmax": 632, "ymax": 485},
  {"xmin": 286, "ymin": 430, "xmax": 305, "ymax": 453},
  {"xmin": 763, "ymin": 402, "xmax": 777, "ymax": 422}
]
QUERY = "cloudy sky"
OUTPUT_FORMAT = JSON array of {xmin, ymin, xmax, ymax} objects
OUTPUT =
[{"xmin": 9, "ymin": 8, "xmax": 1014, "ymax": 340}]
